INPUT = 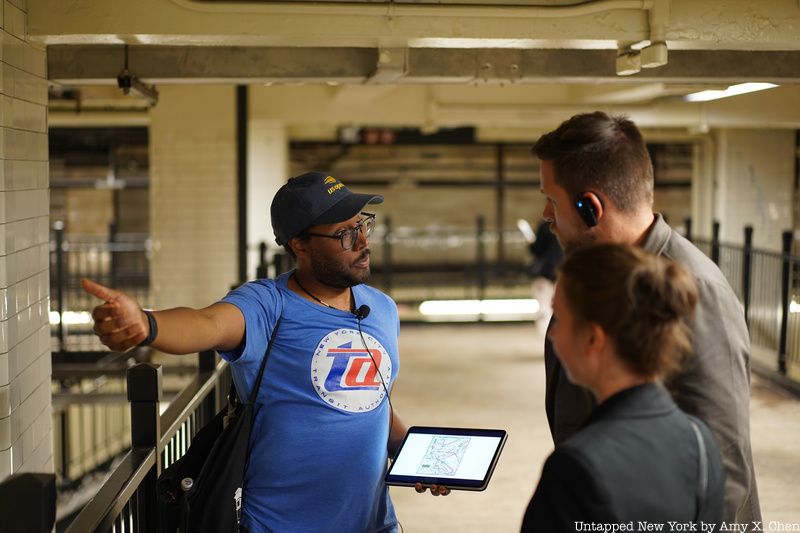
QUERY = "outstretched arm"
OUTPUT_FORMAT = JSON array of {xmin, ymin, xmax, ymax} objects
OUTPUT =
[{"xmin": 82, "ymin": 278, "xmax": 245, "ymax": 354}]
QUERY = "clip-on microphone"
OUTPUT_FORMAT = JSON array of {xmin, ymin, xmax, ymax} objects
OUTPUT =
[{"xmin": 355, "ymin": 304, "xmax": 371, "ymax": 321}]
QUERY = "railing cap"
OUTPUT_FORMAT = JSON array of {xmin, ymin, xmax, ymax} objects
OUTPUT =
[
  {"xmin": 127, "ymin": 363, "xmax": 163, "ymax": 402},
  {"xmin": 0, "ymin": 473, "xmax": 55, "ymax": 533}
]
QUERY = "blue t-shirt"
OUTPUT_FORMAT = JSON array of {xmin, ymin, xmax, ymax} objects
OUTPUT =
[{"xmin": 220, "ymin": 271, "xmax": 400, "ymax": 533}]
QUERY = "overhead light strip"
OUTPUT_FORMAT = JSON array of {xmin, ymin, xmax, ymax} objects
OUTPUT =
[{"xmin": 685, "ymin": 82, "xmax": 778, "ymax": 103}]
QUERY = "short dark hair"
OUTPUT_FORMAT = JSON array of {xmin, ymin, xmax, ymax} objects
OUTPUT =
[
  {"xmin": 532, "ymin": 111, "xmax": 653, "ymax": 213},
  {"xmin": 559, "ymin": 244, "xmax": 698, "ymax": 378}
]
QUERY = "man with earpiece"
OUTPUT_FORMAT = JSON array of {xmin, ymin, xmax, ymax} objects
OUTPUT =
[
  {"xmin": 530, "ymin": 112, "xmax": 760, "ymax": 526},
  {"xmin": 82, "ymin": 172, "xmax": 445, "ymax": 533}
]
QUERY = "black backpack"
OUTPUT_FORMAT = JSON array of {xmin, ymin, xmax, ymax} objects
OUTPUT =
[{"xmin": 157, "ymin": 318, "xmax": 282, "ymax": 533}]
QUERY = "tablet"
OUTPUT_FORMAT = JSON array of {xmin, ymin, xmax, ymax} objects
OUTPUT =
[{"xmin": 385, "ymin": 426, "xmax": 507, "ymax": 491}]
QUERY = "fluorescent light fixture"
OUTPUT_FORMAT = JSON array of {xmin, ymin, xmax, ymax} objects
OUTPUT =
[
  {"xmin": 419, "ymin": 299, "xmax": 540, "ymax": 316},
  {"xmin": 685, "ymin": 82, "xmax": 778, "ymax": 103},
  {"xmin": 790, "ymin": 300, "xmax": 800, "ymax": 314}
]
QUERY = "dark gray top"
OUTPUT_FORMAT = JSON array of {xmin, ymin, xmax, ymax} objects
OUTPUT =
[{"xmin": 524, "ymin": 383, "xmax": 726, "ymax": 531}]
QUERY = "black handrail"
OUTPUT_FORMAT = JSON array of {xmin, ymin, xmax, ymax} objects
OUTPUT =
[
  {"xmin": 64, "ymin": 351, "xmax": 230, "ymax": 532},
  {"xmin": 66, "ymin": 448, "xmax": 157, "ymax": 533}
]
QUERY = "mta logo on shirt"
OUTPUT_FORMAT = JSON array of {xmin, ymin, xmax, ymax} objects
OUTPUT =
[{"xmin": 310, "ymin": 329, "xmax": 393, "ymax": 412}]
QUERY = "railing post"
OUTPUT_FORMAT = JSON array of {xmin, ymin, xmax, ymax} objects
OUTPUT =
[
  {"xmin": 127, "ymin": 363, "xmax": 163, "ymax": 531},
  {"xmin": 778, "ymin": 231, "xmax": 793, "ymax": 375},
  {"xmin": 59, "ymin": 400, "xmax": 70, "ymax": 482},
  {"xmin": 711, "ymin": 220, "xmax": 721, "ymax": 265},
  {"xmin": 684, "ymin": 217, "xmax": 692, "ymax": 243},
  {"xmin": 0, "ymin": 473, "xmax": 56, "ymax": 533},
  {"xmin": 383, "ymin": 216, "xmax": 393, "ymax": 296},
  {"xmin": 256, "ymin": 241, "xmax": 268, "ymax": 279},
  {"xmin": 54, "ymin": 221, "xmax": 66, "ymax": 353},
  {"xmin": 476, "ymin": 215, "xmax": 486, "ymax": 303},
  {"xmin": 109, "ymin": 221, "xmax": 118, "ymax": 288},
  {"xmin": 742, "ymin": 226, "xmax": 753, "ymax": 326}
]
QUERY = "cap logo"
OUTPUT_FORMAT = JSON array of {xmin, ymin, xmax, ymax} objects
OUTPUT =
[
  {"xmin": 324, "ymin": 176, "xmax": 337, "ymax": 185},
  {"xmin": 327, "ymin": 182, "xmax": 344, "ymax": 195}
]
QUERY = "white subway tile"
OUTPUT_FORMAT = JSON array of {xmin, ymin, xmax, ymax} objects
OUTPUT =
[
  {"xmin": 9, "ymin": 376, "xmax": 47, "ymax": 445},
  {"xmin": 6, "ymin": 0, "xmax": 25, "ymax": 14},
  {"xmin": 7, "ymin": 310, "xmax": 16, "ymax": 350},
  {"xmin": 20, "ymin": 428, "xmax": 51, "ymax": 474},
  {"xmin": 2, "ymin": 31, "xmax": 24, "ymax": 70},
  {"xmin": 0, "ymin": 288, "xmax": 6, "ymax": 320},
  {"xmin": 3, "ymin": 3, "xmax": 24, "ymax": 41},
  {"xmin": 25, "ymin": 46, "xmax": 46, "ymax": 82},
  {"xmin": 0, "ymin": 447, "xmax": 11, "ymax": 477},
  {"xmin": 0, "ymin": 319, "xmax": 8, "ymax": 355},
  {"xmin": 0, "ymin": 352, "xmax": 7, "ymax": 386},
  {"xmin": 26, "ymin": 102, "xmax": 45, "ymax": 133},
  {"xmin": 0, "ymin": 414, "xmax": 8, "ymax": 448},
  {"xmin": 0, "ymin": 384, "xmax": 7, "ymax": 417}
]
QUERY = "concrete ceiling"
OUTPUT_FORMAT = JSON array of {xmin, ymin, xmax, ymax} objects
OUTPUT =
[{"xmin": 30, "ymin": 0, "xmax": 800, "ymax": 127}]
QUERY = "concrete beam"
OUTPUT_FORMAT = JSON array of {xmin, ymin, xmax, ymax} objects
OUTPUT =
[{"xmin": 48, "ymin": 46, "xmax": 800, "ymax": 85}]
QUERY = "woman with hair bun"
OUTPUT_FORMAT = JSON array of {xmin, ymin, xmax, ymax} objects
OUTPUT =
[{"xmin": 521, "ymin": 244, "xmax": 725, "ymax": 531}]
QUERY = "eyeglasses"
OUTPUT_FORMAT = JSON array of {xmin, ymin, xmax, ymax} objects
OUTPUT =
[{"xmin": 304, "ymin": 213, "xmax": 376, "ymax": 250}]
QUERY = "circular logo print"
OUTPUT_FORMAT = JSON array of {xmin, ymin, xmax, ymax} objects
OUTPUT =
[{"xmin": 310, "ymin": 328, "xmax": 393, "ymax": 413}]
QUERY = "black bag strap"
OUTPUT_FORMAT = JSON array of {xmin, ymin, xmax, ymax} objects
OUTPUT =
[
  {"xmin": 689, "ymin": 418, "xmax": 708, "ymax": 522},
  {"xmin": 248, "ymin": 316, "xmax": 283, "ymax": 404}
]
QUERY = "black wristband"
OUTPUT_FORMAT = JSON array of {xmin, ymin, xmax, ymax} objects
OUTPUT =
[{"xmin": 139, "ymin": 310, "xmax": 158, "ymax": 347}]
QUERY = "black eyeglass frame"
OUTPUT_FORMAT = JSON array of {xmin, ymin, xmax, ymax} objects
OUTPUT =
[{"xmin": 303, "ymin": 212, "xmax": 376, "ymax": 250}]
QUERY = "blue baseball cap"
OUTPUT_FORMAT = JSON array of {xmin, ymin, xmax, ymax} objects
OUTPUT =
[{"xmin": 271, "ymin": 171, "xmax": 383, "ymax": 246}]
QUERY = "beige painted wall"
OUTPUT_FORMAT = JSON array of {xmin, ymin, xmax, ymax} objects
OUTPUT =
[
  {"xmin": 149, "ymin": 85, "xmax": 237, "ymax": 310},
  {"xmin": 714, "ymin": 129, "xmax": 795, "ymax": 251}
]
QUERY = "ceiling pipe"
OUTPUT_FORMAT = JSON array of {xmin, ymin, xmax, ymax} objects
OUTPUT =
[
  {"xmin": 616, "ymin": 0, "xmax": 670, "ymax": 75},
  {"xmin": 169, "ymin": 0, "xmax": 656, "ymax": 20}
]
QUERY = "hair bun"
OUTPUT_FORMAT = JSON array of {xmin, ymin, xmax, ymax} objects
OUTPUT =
[{"xmin": 629, "ymin": 260, "xmax": 695, "ymax": 324}]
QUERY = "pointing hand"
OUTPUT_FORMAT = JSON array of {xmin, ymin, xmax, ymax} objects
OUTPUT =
[{"xmin": 81, "ymin": 278, "xmax": 149, "ymax": 352}]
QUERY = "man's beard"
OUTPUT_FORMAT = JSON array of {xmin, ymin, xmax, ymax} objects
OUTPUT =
[{"xmin": 309, "ymin": 249, "xmax": 371, "ymax": 288}]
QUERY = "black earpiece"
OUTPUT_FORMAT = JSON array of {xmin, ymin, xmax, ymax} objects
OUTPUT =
[{"xmin": 575, "ymin": 196, "xmax": 599, "ymax": 228}]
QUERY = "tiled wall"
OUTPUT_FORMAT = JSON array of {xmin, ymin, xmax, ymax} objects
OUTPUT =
[
  {"xmin": 0, "ymin": 0, "xmax": 53, "ymax": 481},
  {"xmin": 149, "ymin": 86, "xmax": 237, "ymax": 310}
]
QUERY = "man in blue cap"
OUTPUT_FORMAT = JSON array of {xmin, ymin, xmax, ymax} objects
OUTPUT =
[{"xmin": 82, "ymin": 171, "xmax": 444, "ymax": 533}]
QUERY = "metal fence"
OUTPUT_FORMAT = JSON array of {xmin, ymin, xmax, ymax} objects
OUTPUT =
[
  {"xmin": 49, "ymin": 225, "xmax": 155, "ymax": 497},
  {"xmin": 51, "ymin": 225, "xmax": 151, "ymax": 354},
  {"xmin": 692, "ymin": 223, "xmax": 799, "ymax": 378},
  {"xmin": 63, "ymin": 353, "xmax": 229, "ymax": 532}
]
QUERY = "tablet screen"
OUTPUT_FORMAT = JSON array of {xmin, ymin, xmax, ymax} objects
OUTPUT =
[{"xmin": 385, "ymin": 426, "xmax": 507, "ymax": 491}]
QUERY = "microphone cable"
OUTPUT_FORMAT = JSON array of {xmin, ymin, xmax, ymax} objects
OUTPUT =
[{"xmin": 355, "ymin": 307, "xmax": 405, "ymax": 533}]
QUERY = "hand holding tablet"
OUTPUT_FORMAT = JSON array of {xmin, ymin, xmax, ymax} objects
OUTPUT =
[{"xmin": 386, "ymin": 426, "xmax": 508, "ymax": 491}]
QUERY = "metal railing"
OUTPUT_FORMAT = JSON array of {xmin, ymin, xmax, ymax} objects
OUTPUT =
[
  {"xmin": 271, "ymin": 215, "xmax": 535, "ymax": 302},
  {"xmin": 51, "ymin": 224, "xmax": 151, "ymax": 354},
  {"xmin": 49, "ymin": 225, "xmax": 154, "ymax": 489},
  {"xmin": 0, "ymin": 473, "xmax": 56, "ymax": 533},
  {"xmin": 63, "ymin": 352, "xmax": 230, "ymax": 532},
  {"xmin": 690, "ymin": 221, "xmax": 799, "ymax": 381}
]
